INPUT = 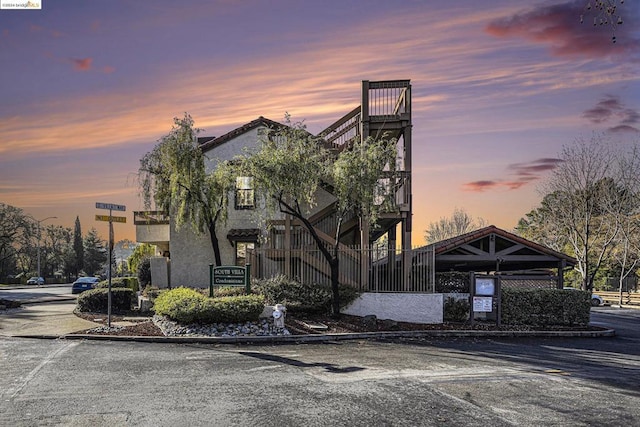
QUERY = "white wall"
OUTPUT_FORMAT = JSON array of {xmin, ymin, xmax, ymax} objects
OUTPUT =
[{"xmin": 343, "ymin": 293, "xmax": 444, "ymax": 324}]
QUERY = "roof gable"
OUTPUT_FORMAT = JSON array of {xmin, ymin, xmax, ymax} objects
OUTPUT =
[
  {"xmin": 430, "ymin": 225, "xmax": 576, "ymax": 272},
  {"xmin": 199, "ymin": 116, "xmax": 285, "ymax": 153}
]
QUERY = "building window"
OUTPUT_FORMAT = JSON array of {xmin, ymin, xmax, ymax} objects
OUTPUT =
[
  {"xmin": 236, "ymin": 242, "xmax": 255, "ymax": 266},
  {"xmin": 235, "ymin": 177, "xmax": 255, "ymax": 209}
]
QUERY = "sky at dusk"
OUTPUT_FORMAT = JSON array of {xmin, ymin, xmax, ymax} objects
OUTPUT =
[{"xmin": 1, "ymin": 0, "xmax": 639, "ymax": 246}]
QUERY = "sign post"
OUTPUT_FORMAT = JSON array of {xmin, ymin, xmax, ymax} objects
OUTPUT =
[
  {"xmin": 95, "ymin": 202, "xmax": 126, "ymax": 328},
  {"xmin": 470, "ymin": 274, "xmax": 501, "ymax": 327}
]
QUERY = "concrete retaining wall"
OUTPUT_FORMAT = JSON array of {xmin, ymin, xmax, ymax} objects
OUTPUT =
[{"xmin": 343, "ymin": 293, "xmax": 444, "ymax": 324}]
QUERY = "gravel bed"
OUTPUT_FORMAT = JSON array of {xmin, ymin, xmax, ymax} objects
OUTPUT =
[{"xmin": 152, "ymin": 315, "xmax": 291, "ymax": 337}]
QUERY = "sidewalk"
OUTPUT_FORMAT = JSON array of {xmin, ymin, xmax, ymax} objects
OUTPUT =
[{"xmin": 0, "ymin": 301, "xmax": 96, "ymax": 337}]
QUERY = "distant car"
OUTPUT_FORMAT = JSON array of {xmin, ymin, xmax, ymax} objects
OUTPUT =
[
  {"xmin": 71, "ymin": 277, "xmax": 100, "ymax": 294},
  {"xmin": 26, "ymin": 276, "xmax": 44, "ymax": 285},
  {"xmin": 563, "ymin": 287, "xmax": 604, "ymax": 307}
]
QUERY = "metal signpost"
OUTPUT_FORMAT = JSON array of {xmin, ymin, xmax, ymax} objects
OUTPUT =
[{"xmin": 95, "ymin": 202, "xmax": 126, "ymax": 327}]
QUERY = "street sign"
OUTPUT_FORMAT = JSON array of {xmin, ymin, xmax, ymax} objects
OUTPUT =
[
  {"xmin": 95, "ymin": 215, "xmax": 127, "ymax": 223},
  {"xmin": 96, "ymin": 202, "xmax": 126, "ymax": 211}
]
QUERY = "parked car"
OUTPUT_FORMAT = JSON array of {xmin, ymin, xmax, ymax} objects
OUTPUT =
[
  {"xmin": 26, "ymin": 276, "xmax": 44, "ymax": 285},
  {"xmin": 563, "ymin": 287, "xmax": 604, "ymax": 306},
  {"xmin": 71, "ymin": 277, "xmax": 100, "ymax": 294}
]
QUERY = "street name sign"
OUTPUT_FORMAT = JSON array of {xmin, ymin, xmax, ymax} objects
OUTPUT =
[
  {"xmin": 96, "ymin": 202, "xmax": 126, "ymax": 211},
  {"xmin": 95, "ymin": 215, "xmax": 127, "ymax": 223}
]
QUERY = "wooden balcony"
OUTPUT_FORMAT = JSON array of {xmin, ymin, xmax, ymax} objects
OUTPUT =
[{"xmin": 134, "ymin": 211, "xmax": 169, "ymax": 244}]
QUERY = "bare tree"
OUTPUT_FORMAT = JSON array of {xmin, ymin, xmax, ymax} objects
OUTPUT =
[
  {"xmin": 424, "ymin": 208, "xmax": 487, "ymax": 244},
  {"xmin": 609, "ymin": 143, "xmax": 640, "ymax": 303},
  {"xmin": 540, "ymin": 135, "xmax": 619, "ymax": 291}
]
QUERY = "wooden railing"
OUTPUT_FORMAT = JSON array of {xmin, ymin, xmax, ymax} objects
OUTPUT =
[{"xmin": 597, "ymin": 291, "xmax": 640, "ymax": 306}]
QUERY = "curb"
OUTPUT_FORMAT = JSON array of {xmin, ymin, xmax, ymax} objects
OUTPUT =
[{"xmin": 10, "ymin": 328, "xmax": 616, "ymax": 344}]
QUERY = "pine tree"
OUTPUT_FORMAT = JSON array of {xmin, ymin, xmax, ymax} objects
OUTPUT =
[{"xmin": 73, "ymin": 216, "xmax": 83, "ymax": 277}]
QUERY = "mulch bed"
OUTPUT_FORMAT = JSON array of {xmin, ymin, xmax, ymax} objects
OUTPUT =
[{"xmin": 72, "ymin": 311, "xmax": 605, "ymax": 337}]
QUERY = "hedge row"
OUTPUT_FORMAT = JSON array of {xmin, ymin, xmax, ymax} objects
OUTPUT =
[
  {"xmin": 154, "ymin": 287, "xmax": 265, "ymax": 324},
  {"xmin": 76, "ymin": 288, "xmax": 135, "ymax": 313},
  {"xmin": 251, "ymin": 275, "xmax": 359, "ymax": 313},
  {"xmin": 501, "ymin": 288, "xmax": 591, "ymax": 327},
  {"xmin": 94, "ymin": 277, "xmax": 139, "ymax": 293}
]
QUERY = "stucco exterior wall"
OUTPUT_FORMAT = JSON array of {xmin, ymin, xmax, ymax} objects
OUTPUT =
[{"xmin": 343, "ymin": 293, "xmax": 444, "ymax": 324}]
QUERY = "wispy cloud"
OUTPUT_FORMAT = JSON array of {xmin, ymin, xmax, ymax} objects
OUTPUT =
[
  {"xmin": 485, "ymin": 0, "xmax": 639, "ymax": 61},
  {"xmin": 463, "ymin": 180, "xmax": 499, "ymax": 192},
  {"xmin": 583, "ymin": 95, "xmax": 640, "ymax": 133},
  {"xmin": 71, "ymin": 57, "xmax": 93, "ymax": 71},
  {"xmin": 463, "ymin": 158, "xmax": 562, "ymax": 192}
]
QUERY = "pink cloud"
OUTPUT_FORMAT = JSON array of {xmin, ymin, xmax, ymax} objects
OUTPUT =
[
  {"xmin": 463, "ymin": 180, "xmax": 498, "ymax": 192},
  {"xmin": 464, "ymin": 158, "xmax": 562, "ymax": 193},
  {"xmin": 103, "ymin": 65, "xmax": 116, "ymax": 74},
  {"xmin": 485, "ymin": 1, "xmax": 639, "ymax": 61},
  {"xmin": 71, "ymin": 57, "xmax": 93, "ymax": 71}
]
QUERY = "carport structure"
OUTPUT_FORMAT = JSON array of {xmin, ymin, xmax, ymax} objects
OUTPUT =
[{"xmin": 431, "ymin": 225, "xmax": 576, "ymax": 289}]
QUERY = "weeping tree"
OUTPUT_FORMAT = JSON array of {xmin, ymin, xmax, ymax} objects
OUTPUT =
[
  {"xmin": 138, "ymin": 114, "xmax": 234, "ymax": 266},
  {"xmin": 242, "ymin": 116, "xmax": 397, "ymax": 315}
]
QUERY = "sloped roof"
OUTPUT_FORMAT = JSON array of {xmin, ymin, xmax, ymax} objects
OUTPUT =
[
  {"xmin": 428, "ymin": 225, "xmax": 576, "ymax": 272},
  {"xmin": 199, "ymin": 116, "xmax": 285, "ymax": 153}
]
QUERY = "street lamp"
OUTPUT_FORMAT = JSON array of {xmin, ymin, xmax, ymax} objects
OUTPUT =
[{"xmin": 35, "ymin": 216, "xmax": 57, "ymax": 282}]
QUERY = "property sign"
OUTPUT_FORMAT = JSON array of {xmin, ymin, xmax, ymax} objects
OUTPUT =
[
  {"xmin": 95, "ymin": 215, "xmax": 126, "ymax": 223},
  {"xmin": 473, "ymin": 296, "xmax": 493, "ymax": 313},
  {"xmin": 95, "ymin": 202, "xmax": 126, "ymax": 211},
  {"xmin": 212, "ymin": 266, "xmax": 247, "ymax": 286}
]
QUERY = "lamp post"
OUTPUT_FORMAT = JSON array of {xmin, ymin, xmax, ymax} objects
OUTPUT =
[{"xmin": 35, "ymin": 216, "xmax": 57, "ymax": 282}]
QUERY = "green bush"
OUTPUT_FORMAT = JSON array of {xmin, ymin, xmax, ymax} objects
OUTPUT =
[
  {"xmin": 94, "ymin": 277, "xmax": 139, "ymax": 293},
  {"xmin": 201, "ymin": 294, "xmax": 265, "ymax": 323},
  {"xmin": 77, "ymin": 288, "xmax": 135, "ymax": 313},
  {"xmin": 444, "ymin": 297, "xmax": 470, "ymax": 322},
  {"xmin": 501, "ymin": 288, "xmax": 591, "ymax": 327},
  {"xmin": 153, "ymin": 287, "xmax": 265, "ymax": 324},
  {"xmin": 142, "ymin": 285, "xmax": 164, "ymax": 302},
  {"xmin": 137, "ymin": 257, "xmax": 152, "ymax": 288},
  {"xmin": 252, "ymin": 275, "xmax": 360, "ymax": 314},
  {"xmin": 213, "ymin": 286, "xmax": 248, "ymax": 298},
  {"xmin": 154, "ymin": 287, "xmax": 207, "ymax": 324}
]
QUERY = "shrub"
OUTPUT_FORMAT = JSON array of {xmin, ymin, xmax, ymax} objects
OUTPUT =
[
  {"xmin": 501, "ymin": 288, "xmax": 590, "ymax": 327},
  {"xmin": 137, "ymin": 257, "xmax": 152, "ymax": 288},
  {"xmin": 154, "ymin": 287, "xmax": 265, "ymax": 324},
  {"xmin": 77, "ymin": 288, "xmax": 135, "ymax": 313},
  {"xmin": 213, "ymin": 286, "xmax": 248, "ymax": 298},
  {"xmin": 444, "ymin": 297, "xmax": 470, "ymax": 322},
  {"xmin": 201, "ymin": 294, "xmax": 265, "ymax": 323},
  {"xmin": 154, "ymin": 287, "xmax": 207, "ymax": 324},
  {"xmin": 252, "ymin": 275, "xmax": 360, "ymax": 314},
  {"xmin": 94, "ymin": 277, "xmax": 139, "ymax": 293},
  {"xmin": 142, "ymin": 285, "xmax": 164, "ymax": 302}
]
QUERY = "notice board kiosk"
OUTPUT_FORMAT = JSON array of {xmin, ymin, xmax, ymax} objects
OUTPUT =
[{"xmin": 470, "ymin": 274, "xmax": 501, "ymax": 327}]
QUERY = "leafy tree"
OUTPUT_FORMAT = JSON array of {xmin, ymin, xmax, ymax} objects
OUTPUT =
[
  {"xmin": 127, "ymin": 243, "xmax": 156, "ymax": 275},
  {"xmin": 424, "ymin": 208, "xmax": 487, "ymax": 244},
  {"xmin": 0, "ymin": 203, "xmax": 32, "ymax": 279},
  {"xmin": 73, "ymin": 216, "xmax": 83, "ymax": 277},
  {"xmin": 83, "ymin": 228, "xmax": 107, "ymax": 276},
  {"xmin": 138, "ymin": 114, "xmax": 234, "ymax": 266},
  {"xmin": 41, "ymin": 224, "xmax": 73, "ymax": 278},
  {"xmin": 242, "ymin": 116, "xmax": 397, "ymax": 315}
]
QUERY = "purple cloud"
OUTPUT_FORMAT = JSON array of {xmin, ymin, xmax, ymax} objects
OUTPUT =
[{"xmin": 485, "ymin": 1, "xmax": 639, "ymax": 61}]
